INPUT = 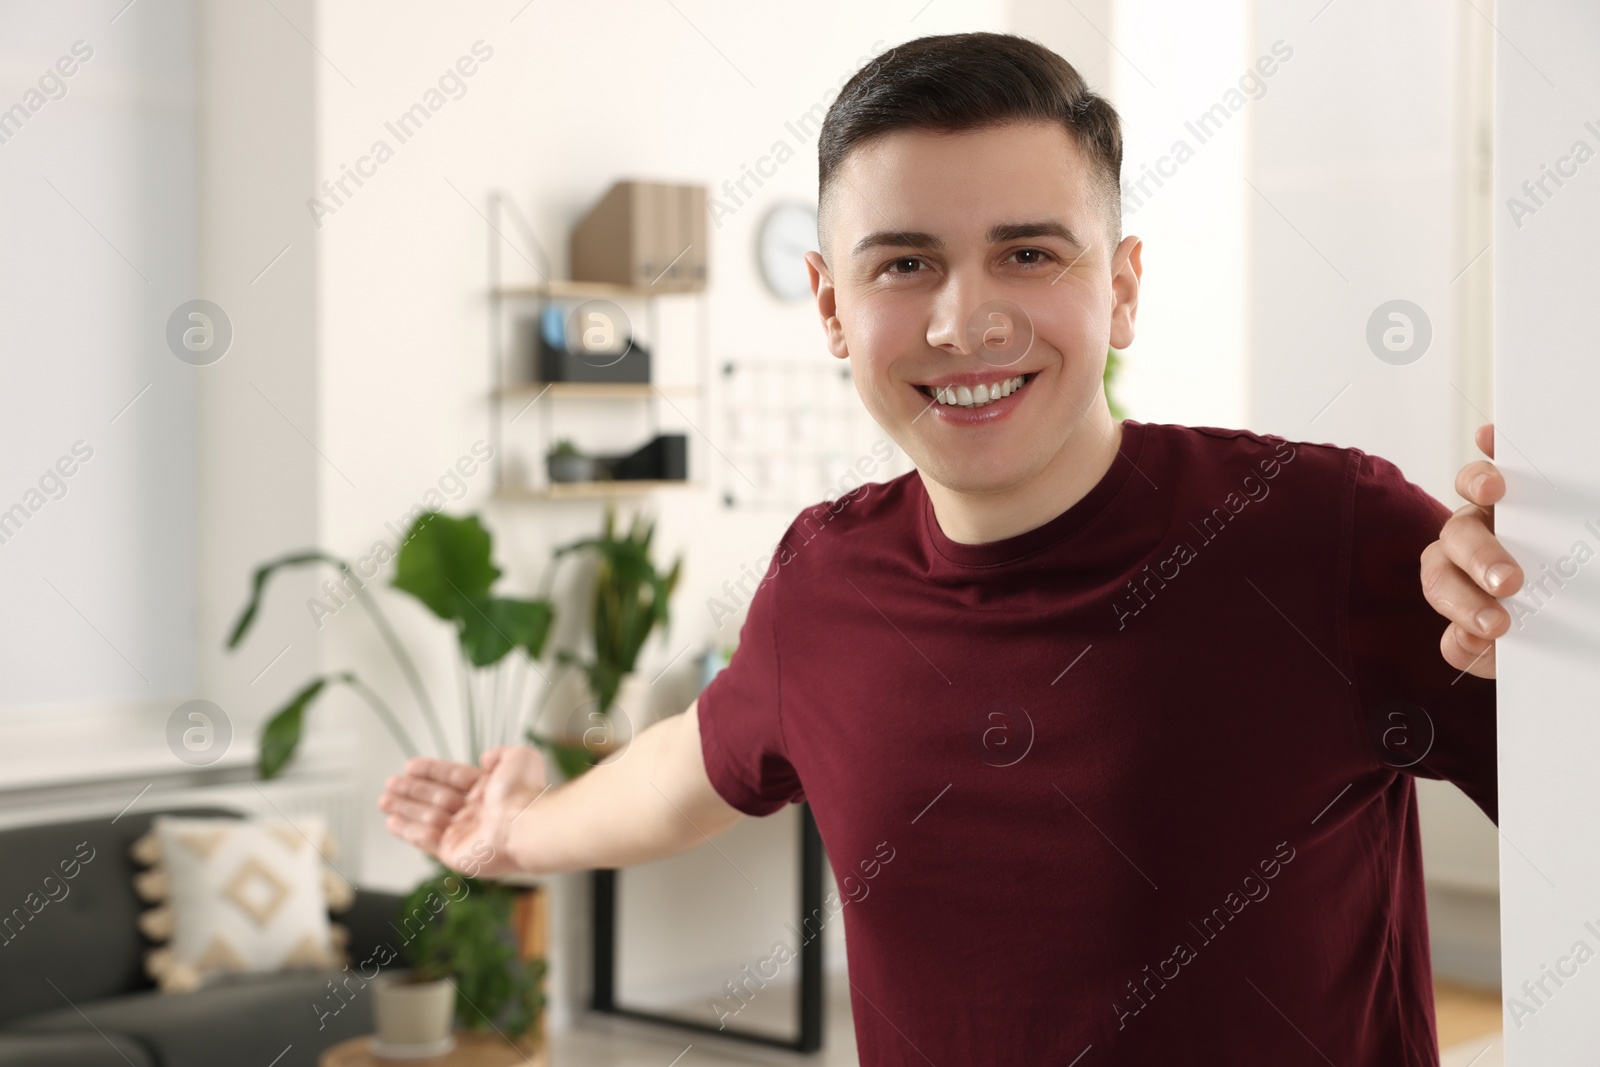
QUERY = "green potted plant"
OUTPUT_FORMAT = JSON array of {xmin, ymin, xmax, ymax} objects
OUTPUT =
[
  {"xmin": 530, "ymin": 508, "xmax": 682, "ymax": 780},
  {"xmin": 226, "ymin": 510, "xmax": 553, "ymax": 1049},
  {"xmin": 546, "ymin": 438, "xmax": 596, "ymax": 484},
  {"xmin": 1105, "ymin": 346, "xmax": 1127, "ymax": 419},
  {"xmin": 366, "ymin": 866, "xmax": 546, "ymax": 1055}
]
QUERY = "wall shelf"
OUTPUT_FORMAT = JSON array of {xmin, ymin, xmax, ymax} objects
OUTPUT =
[
  {"xmin": 495, "ymin": 280, "xmax": 694, "ymax": 301},
  {"xmin": 494, "ymin": 480, "xmax": 699, "ymax": 501},
  {"xmin": 495, "ymin": 382, "xmax": 699, "ymax": 401},
  {"xmin": 484, "ymin": 190, "xmax": 710, "ymax": 498}
]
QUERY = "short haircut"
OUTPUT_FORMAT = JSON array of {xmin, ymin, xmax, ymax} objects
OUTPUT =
[{"xmin": 817, "ymin": 32, "xmax": 1124, "ymax": 258}]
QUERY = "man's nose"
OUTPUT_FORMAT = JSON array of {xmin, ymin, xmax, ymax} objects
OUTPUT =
[{"xmin": 927, "ymin": 273, "xmax": 1034, "ymax": 368}]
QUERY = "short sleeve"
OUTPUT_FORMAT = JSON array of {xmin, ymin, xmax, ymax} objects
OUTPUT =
[
  {"xmin": 1345, "ymin": 450, "xmax": 1498, "ymax": 824},
  {"xmin": 696, "ymin": 560, "xmax": 804, "ymax": 817}
]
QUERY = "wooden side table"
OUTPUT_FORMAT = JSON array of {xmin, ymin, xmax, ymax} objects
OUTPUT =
[{"xmin": 319, "ymin": 1033, "xmax": 548, "ymax": 1067}]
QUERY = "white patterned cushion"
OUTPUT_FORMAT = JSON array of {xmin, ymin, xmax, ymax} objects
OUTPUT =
[{"xmin": 130, "ymin": 815, "xmax": 352, "ymax": 992}]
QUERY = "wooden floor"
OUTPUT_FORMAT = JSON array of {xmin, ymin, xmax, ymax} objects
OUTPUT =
[{"xmin": 1435, "ymin": 979, "xmax": 1501, "ymax": 1048}]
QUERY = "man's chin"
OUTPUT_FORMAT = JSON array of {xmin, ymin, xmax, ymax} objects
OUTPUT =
[{"xmin": 916, "ymin": 456, "xmax": 1045, "ymax": 499}]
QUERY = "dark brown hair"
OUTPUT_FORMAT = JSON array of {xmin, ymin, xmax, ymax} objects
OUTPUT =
[{"xmin": 817, "ymin": 32, "xmax": 1123, "ymax": 253}]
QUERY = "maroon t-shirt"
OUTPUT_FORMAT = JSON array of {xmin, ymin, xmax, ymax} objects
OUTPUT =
[{"xmin": 696, "ymin": 418, "xmax": 1496, "ymax": 1066}]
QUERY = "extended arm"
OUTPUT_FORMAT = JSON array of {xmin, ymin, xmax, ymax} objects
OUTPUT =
[{"xmin": 379, "ymin": 701, "xmax": 745, "ymax": 878}]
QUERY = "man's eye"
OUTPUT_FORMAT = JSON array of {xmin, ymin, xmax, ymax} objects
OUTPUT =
[
  {"xmin": 886, "ymin": 257, "xmax": 923, "ymax": 275},
  {"xmin": 1010, "ymin": 248, "xmax": 1054, "ymax": 266}
]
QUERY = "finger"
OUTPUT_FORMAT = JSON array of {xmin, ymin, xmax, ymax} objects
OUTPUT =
[
  {"xmin": 404, "ymin": 757, "xmax": 483, "ymax": 792},
  {"xmin": 1440, "ymin": 622, "xmax": 1497, "ymax": 679},
  {"xmin": 1474, "ymin": 422, "xmax": 1494, "ymax": 460},
  {"xmin": 1421, "ymin": 543, "xmax": 1510, "ymax": 638},
  {"xmin": 385, "ymin": 775, "xmax": 468, "ymax": 812},
  {"xmin": 386, "ymin": 813, "xmax": 443, "ymax": 853},
  {"xmin": 1439, "ymin": 506, "xmax": 1523, "ymax": 596},
  {"xmin": 1454, "ymin": 459, "xmax": 1505, "ymax": 509},
  {"xmin": 379, "ymin": 795, "xmax": 453, "ymax": 829},
  {"xmin": 378, "ymin": 794, "xmax": 451, "ymax": 830}
]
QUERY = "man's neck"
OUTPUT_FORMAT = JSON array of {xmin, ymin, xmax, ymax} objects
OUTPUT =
[{"xmin": 922, "ymin": 407, "xmax": 1124, "ymax": 546}]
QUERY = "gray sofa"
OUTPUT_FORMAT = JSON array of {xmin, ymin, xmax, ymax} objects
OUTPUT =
[{"xmin": 0, "ymin": 806, "xmax": 408, "ymax": 1067}]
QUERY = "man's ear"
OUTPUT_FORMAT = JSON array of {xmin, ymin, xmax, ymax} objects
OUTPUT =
[
  {"xmin": 1108, "ymin": 235, "xmax": 1142, "ymax": 351},
  {"xmin": 806, "ymin": 251, "xmax": 850, "ymax": 360}
]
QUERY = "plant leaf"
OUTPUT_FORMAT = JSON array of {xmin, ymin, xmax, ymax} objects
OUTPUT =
[
  {"xmin": 392, "ymin": 513, "xmax": 501, "ymax": 622},
  {"xmin": 553, "ymin": 510, "xmax": 683, "ymax": 712},
  {"xmin": 227, "ymin": 550, "xmax": 346, "ymax": 649},
  {"xmin": 398, "ymin": 863, "xmax": 544, "ymax": 1041},
  {"xmin": 258, "ymin": 676, "xmax": 329, "ymax": 779},
  {"xmin": 458, "ymin": 596, "xmax": 554, "ymax": 668}
]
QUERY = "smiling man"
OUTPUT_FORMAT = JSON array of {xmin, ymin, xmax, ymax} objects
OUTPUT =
[{"xmin": 380, "ymin": 32, "xmax": 1522, "ymax": 1066}]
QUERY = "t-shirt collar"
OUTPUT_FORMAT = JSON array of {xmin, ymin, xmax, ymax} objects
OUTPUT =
[{"xmin": 917, "ymin": 418, "xmax": 1149, "ymax": 568}]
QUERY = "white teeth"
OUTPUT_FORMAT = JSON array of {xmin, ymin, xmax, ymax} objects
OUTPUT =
[{"xmin": 926, "ymin": 375, "xmax": 1026, "ymax": 409}]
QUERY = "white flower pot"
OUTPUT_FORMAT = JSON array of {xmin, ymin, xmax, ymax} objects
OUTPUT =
[{"xmin": 371, "ymin": 971, "xmax": 456, "ymax": 1059}]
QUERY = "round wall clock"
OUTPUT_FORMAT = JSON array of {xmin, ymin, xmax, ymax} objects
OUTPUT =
[{"xmin": 756, "ymin": 201, "xmax": 819, "ymax": 302}]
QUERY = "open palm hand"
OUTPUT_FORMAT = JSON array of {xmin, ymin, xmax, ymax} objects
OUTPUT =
[{"xmin": 379, "ymin": 745, "xmax": 549, "ymax": 878}]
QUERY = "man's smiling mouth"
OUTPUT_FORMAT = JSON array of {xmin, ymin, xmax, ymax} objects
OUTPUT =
[{"xmin": 917, "ymin": 373, "xmax": 1034, "ymax": 409}]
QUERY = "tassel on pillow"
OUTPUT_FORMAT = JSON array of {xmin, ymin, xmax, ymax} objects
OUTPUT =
[
  {"xmin": 137, "ymin": 906, "xmax": 173, "ymax": 941},
  {"xmin": 128, "ymin": 832, "xmax": 162, "ymax": 867},
  {"xmin": 143, "ymin": 946, "xmax": 202, "ymax": 993},
  {"xmin": 133, "ymin": 867, "xmax": 168, "ymax": 904}
]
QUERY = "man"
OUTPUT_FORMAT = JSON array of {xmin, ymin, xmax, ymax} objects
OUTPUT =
[{"xmin": 380, "ymin": 32, "xmax": 1522, "ymax": 1065}]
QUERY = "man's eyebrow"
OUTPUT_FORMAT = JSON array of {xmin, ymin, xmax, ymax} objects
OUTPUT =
[
  {"xmin": 849, "ymin": 220, "xmax": 1084, "ymax": 258},
  {"xmin": 987, "ymin": 220, "xmax": 1083, "ymax": 246},
  {"xmin": 850, "ymin": 230, "xmax": 942, "ymax": 257}
]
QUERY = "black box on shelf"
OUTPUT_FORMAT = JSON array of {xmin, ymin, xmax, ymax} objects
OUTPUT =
[
  {"xmin": 534, "ymin": 333, "xmax": 652, "ymax": 384},
  {"xmin": 596, "ymin": 434, "xmax": 687, "ymax": 482}
]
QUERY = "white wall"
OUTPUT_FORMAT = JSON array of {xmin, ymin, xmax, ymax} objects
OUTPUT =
[
  {"xmin": 0, "ymin": 1, "xmax": 200, "ymax": 781},
  {"xmin": 1248, "ymin": 0, "xmax": 1481, "ymax": 496},
  {"xmin": 190, "ymin": 0, "xmax": 332, "ymax": 774},
  {"xmin": 1111, "ymin": 0, "xmax": 1249, "ymax": 428},
  {"xmin": 1494, "ymin": 0, "xmax": 1600, "ymax": 1058}
]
